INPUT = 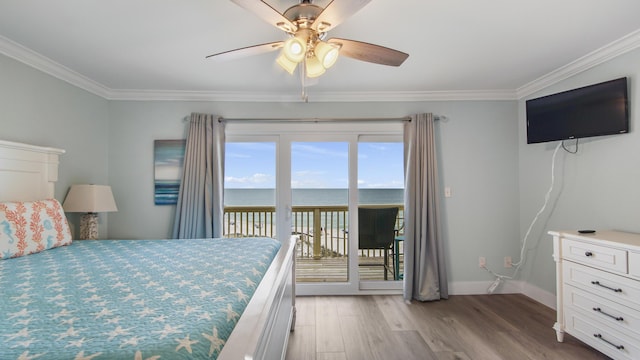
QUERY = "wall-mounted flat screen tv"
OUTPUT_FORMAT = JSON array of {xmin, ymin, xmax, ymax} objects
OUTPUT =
[{"xmin": 526, "ymin": 77, "xmax": 629, "ymax": 144}]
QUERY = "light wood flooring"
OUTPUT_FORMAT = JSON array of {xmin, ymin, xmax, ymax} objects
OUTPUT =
[{"xmin": 286, "ymin": 294, "xmax": 610, "ymax": 360}]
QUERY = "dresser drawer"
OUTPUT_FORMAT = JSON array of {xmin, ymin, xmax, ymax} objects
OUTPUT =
[
  {"xmin": 565, "ymin": 308, "xmax": 640, "ymax": 360},
  {"xmin": 629, "ymin": 252, "xmax": 640, "ymax": 279},
  {"xmin": 562, "ymin": 238, "xmax": 627, "ymax": 274},
  {"xmin": 564, "ymin": 284, "xmax": 640, "ymax": 336},
  {"xmin": 563, "ymin": 261, "xmax": 640, "ymax": 309}
]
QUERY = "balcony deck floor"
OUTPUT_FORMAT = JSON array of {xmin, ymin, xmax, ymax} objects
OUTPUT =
[{"xmin": 296, "ymin": 256, "xmax": 403, "ymax": 282}]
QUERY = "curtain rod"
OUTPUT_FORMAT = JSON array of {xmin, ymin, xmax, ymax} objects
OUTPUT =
[
  {"xmin": 183, "ymin": 115, "xmax": 445, "ymax": 123},
  {"xmin": 218, "ymin": 116, "xmax": 413, "ymax": 123}
]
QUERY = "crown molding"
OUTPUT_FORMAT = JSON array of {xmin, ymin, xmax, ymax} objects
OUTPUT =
[
  {"xmin": 0, "ymin": 35, "xmax": 111, "ymax": 99},
  {"xmin": 106, "ymin": 89, "xmax": 305, "ymax": 102},
  {"xmin": 304, "ymin": 89, "xmax": 518, "ymax": 102},
  {"xmin": 517, "ymin": 29, "xmax": 640, "ymax": 99},
  {"xmin": 2, "ymin": 30, "xmax": 638, "ymax": 103},
  {"xmin": 0, "ymin": 34, "xmax": 519, "ymax": 102},
  {"xmin": 107, "ymin": 88, "xmax": 518, "ymax": 102}
]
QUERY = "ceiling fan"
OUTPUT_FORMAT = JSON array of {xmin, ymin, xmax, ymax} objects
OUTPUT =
[{"xmin": 206, "ymin": 0, "xmax": 409, "ymax": 79}]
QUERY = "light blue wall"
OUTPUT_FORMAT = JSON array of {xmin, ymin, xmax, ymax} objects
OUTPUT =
[
  {"xmin": 21, "ymin": 44, "xmax": 638, "ymax": 290},
  {"xmin": 0, "ymin": 54, "xmax": 110, "ymax": 237},
  {"xmin": 518, "ymin": 47, "xmax": 640, "ymax": 294},
  {"xmin": 107, "ymin": 100, "xmax": 520, "ymax": 286}
]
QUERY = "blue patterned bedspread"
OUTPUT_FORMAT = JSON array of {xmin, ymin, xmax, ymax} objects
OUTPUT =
[{"xmin": 0, "ymin": 237, "xmax": 281, "ymax": 360}]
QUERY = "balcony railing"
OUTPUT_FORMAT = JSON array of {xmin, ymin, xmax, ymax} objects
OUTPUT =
[{"xmin": 223, "ymin": 205, "xmax": 404, "ymax": 260}]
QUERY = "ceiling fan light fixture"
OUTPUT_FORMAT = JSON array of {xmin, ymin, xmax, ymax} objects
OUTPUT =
[
  {"xmin": 314, "ymin": 41, "xmax": 340, "ymax": 69},
  {"xmin": 209, "ymin": 0, "xmax": 410, "ymax": 85},
  {"xmin": 305, "ymin": 56, "xmax": 325, "ymax": 78},
  {"xmin": 283, "ymin": 33, "xmax": 308, "ymax": 63},
  {"xmin": 276, "ymin": 52, "xmax": 298, "ymax": 74}
]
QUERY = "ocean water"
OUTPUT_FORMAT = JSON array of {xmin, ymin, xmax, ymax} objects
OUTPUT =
[
  {"xmin": 224, "ymin": 188, "xmax": 404, "ymax": 206},
  {"xmin": 155, "ymin": 186, "xmax": 404, "ymax": 206}
]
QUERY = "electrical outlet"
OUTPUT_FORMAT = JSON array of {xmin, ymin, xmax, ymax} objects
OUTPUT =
[
  {"xmin": 479, "ymin": 256, "xmax": 486, "ymax": 268},
  {"xmin": 504, "ymin": 256, "xmax": 512, "ymax": 268}
]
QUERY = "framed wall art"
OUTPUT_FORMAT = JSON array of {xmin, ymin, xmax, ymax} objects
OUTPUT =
[{"xmin": 153, "ymin": 139, "xmax": 185, "ymax": 205}]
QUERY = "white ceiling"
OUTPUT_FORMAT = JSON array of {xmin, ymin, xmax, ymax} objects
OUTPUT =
[{"xmin": 1, "ymin": 0, "xmax": 640, "ymax": 101}]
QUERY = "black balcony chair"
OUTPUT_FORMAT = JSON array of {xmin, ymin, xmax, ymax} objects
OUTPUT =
[{"xmin": 358, "ymin": 207, "xmax": 399, "ymax": 280}]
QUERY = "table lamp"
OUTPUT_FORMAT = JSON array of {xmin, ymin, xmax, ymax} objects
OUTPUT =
[{"xmin": 62, "ymin": 184, "xmax": 118, "ymax": 240}]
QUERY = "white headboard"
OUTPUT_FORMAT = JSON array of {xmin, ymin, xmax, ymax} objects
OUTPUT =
[{"xmin": 0, "ymin": 140, "xmax": 65, "ymax": 202}]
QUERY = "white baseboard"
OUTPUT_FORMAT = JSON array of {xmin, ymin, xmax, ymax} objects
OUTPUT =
[
  {"xmin": 295, "ymin": 280, "xmax": 558, "ymax": 309},
  {"xmin": 448, "ymin": 280, "xmax": 523, "ymax": 295},
  {"xmin": 448, "ymin": 280, "xmax": 556, "ymax": 309},
  {"xmin": 521, "ymin": 282, "xmax": 557, "ymax": 310}
]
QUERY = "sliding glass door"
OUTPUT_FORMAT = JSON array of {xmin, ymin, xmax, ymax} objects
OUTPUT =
[
  {"xmin": 225, "ymin": 121, "xmax": 403, "ymax": 295},
  {"xmin": 291, "ymin": 141, "xmax": 350, "ymax": 284},
  {"xmin": 357, "ymin": 140, "xmax": 405, "ymax": 291},
  {"xmin": 223, "ymin": 141, "xmax": 277, "ymax": 238}
]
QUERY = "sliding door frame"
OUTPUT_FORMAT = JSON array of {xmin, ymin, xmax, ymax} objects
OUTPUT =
[{"xmin": 226, "ymin": 121, "xmax": 403, "ymax": 295}]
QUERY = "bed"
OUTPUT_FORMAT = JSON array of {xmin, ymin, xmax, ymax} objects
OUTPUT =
[{"xmin": 0, "ymin": 140, "xmax": 296, "ymax": 360}]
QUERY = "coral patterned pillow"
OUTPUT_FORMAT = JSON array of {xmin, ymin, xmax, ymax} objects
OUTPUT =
[{"xmin": 0, "ymin": 199, "xmax": 72, "ymax": 260}]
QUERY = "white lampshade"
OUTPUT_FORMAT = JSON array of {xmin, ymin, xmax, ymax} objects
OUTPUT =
[
  {"xmin": 276, "ymin": 52, "xmax": 298, "ymax": 74},
  {"xmin": 282, "ymin": 34, "xmax": 307, "ymax": 63},
  {"xmin": 63, "ymin": 185, "xmax": 118, "ymax": 213},
  {"xmin": 314, "ymin": 41, "xmax": 340, "ymax": 69},
  {"xmin": 305, "ymin": 56, "xmax": 326, "ymax": 78}
]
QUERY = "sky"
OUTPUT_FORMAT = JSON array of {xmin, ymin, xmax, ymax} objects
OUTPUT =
[{"xmin": 225, "ymin": 142, "xmax": 404, "ymax": 189}]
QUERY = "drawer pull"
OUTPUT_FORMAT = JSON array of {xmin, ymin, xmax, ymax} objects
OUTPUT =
[
  {"xmin": 591, "ymin": 281, "xmax": 623, "ymax": 293},
  {"xmin": 593, "ymin": 333, "xmax": 625, "ymax": 350},
  {"xmin": 584, "ymin": 251, "xmax": 593, "ymax": 257},
  {"xmin": 592, "ymin": 307, "xmax": 624, "ymax": 322}
]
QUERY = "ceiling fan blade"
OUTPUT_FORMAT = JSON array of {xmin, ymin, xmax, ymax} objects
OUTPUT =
[
  {"xmin": 231, "ymin": 0, "xmax": 297, "ymax": 33},
  {"xmin": 206, "ymin": 41, "xmax": 284, "ymax": 62},
  {"xmin": 328, "ymin": 38, "xmax": 409, "ymax": 66},
  {"xmin": 312, "ymin": 0, "xmax": 372, "ymax": 32}
]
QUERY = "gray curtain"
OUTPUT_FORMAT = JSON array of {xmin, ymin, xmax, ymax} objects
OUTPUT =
[
  {"xmin": 172, "ymin": 113, "xmax": 225, "ymax": 239},
  {"xmin": 403, "ymin": 113, "xmax": 448, "ymax": 301}
]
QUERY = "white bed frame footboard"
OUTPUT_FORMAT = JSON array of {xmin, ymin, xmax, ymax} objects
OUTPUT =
[
  {"xmin": 219, "ymin": 234, "xmax": 297, "ymax": 360},
  {"xmin": 0, "ymin": 139, "xmax": 296, "ymax": 360}
]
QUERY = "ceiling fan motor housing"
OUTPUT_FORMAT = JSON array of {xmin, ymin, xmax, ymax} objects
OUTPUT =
[{"xmin": 283, "ymin": 3, "xmax": 323, "ymax": 30}]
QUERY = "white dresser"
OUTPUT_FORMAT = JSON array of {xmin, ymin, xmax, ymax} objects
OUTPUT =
[{"xmin": 551, "ymin": 230, "xmax": 640, "ymax": 359}]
